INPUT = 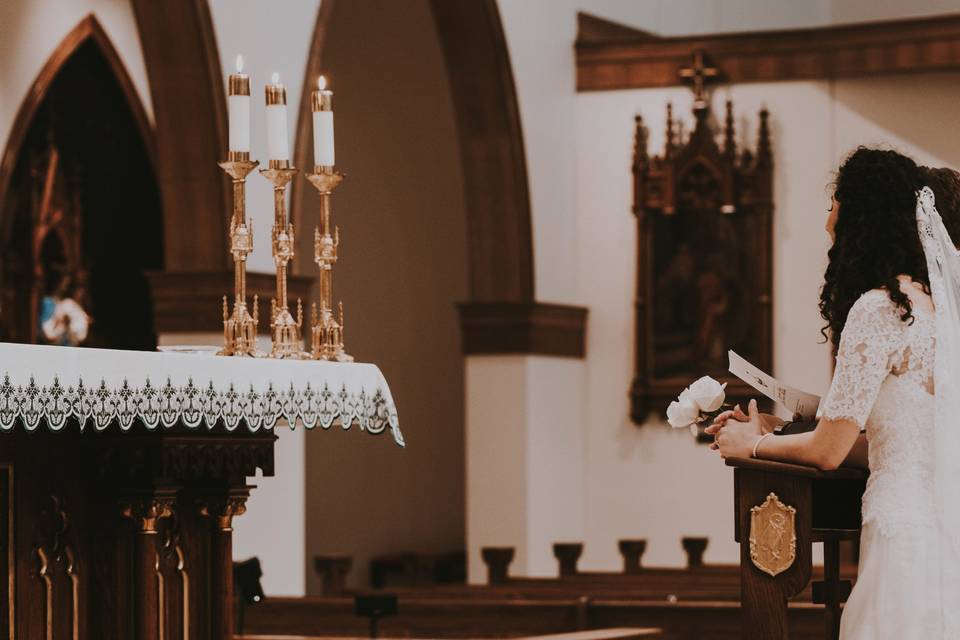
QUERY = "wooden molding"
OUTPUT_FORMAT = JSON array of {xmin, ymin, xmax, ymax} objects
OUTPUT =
[
  {"xmin": 131, "ymin": 0, "xmax": 231, "ymax": 271},
  {"xmin": 430, "ymin": 0, "xmax": 535, "ymax": 302},
  {"xmin": 147, "ymin": 271, "xmax": 315, "ymax": 335},
  {"xmin": 576, "ymin": 12, "xmax": 960, "ymax": 91},
  {"xmin": 0, "ymin": 14, "xmax": 156, "ymax": 245},
  {"xmin": 457, "ymin": 302, "xmax": 588, "ymax": 358}
]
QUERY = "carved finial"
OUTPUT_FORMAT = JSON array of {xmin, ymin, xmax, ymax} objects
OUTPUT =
[
  {"xmin": 633, "ymin": 114, "xmax": 648, "ymax": 168},
  {"xmin": 311, "ymin": 301, "xmax": 318, "ymax": 326},
  {"xmin": 334, "ymin": 226, "xmax": 340, "ymax": 248},
  {"xmin": 679, "ymin": 50, "xmax": 718, "ymax": 111},
  {"xmin": 270, "ymin": 298, "xmax": 277, "ymax": 323},
  {"xmin": 296, "ymin": 298, "xmax": 303, "ymax": 327},
  {"xmin": 338, "ymin": 302, "xmax": 345, "ymax": 341},
  {"xmin": 222, "ymin": 296, "xmax": 228, "ymax": 321},
  {"xmin": 757, "ymin": 106, "xmax": 771, "ymax": 167},
  {"xmin": 252, "ymin": 295, "xmax": 259, "ymax": 325},
  {"xmin": 723, "ymin": 99, "xmax": 735, "ymax": 159},
  {"xmin": 666, "ymin": 103, "xmax": 675, "ymax": 155}
]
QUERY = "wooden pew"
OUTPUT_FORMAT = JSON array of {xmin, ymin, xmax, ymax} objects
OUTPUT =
[
  {"xmin": 317, "ymin": 541, "xmax": 855, "ymax": 605},
  {"xmin": 240, "ymin": 595, "xmax": 827, "ymax": 639},
  {"xmin": 470, "ymin": 541, "xmax": 854, "ymax": 604},
  {"xmin": 237, "ymin": 627, "xmax": 663, "ymax": 640},
  {"xmin": 727, "ymin": 457, "xmax": 866, "ymax": 640}
]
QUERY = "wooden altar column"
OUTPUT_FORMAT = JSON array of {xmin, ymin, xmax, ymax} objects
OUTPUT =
[
  {"xmin": 123, "ymin": 492, "xmax": 176, "ymax": 640},
  {"xmin": 726, "ymin": 457, "xmax": 866, "ymax": 640},
  {"xmin": 202, "ymin": 490, "xmax": 249, "ymax": 640}
]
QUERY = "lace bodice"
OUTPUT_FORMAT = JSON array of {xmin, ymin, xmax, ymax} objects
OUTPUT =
[{"xmin": 820, "ymin": 288, "xmax": 937, "ymax": 536}]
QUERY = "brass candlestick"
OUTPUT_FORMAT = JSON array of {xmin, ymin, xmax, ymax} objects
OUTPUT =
[
  {"xmin": 218, "ymin": 151, "xmax": 260, "ymax": 356},
  {"xmin": 260, "ymin": 160, "xmax": 308, "ymax": 359},
  {"xmin": 305, "ymin": 166, "xmax": 352, "ymax": 362}
]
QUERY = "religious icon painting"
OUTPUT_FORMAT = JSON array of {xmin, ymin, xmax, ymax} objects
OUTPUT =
[{"xmin": 629, "ymin": 95, "xmax": 774, "ymax": 425}]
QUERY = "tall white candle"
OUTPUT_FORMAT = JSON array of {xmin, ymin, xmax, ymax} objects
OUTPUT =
[
  {"xmin": 227, "ymin": 55, "xmax": 250, "ymax": 153},
  {"xmin": 265, "ymin": 72, "xmax": 289, "ymax": 162},
  {"xmin": 311, "ymin": 75, "xmax": 335, "ymax": 168}
]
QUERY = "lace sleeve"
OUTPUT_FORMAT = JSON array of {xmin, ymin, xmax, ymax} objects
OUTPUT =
[{"xmin": 819, "ymin": 290, "xmax": 906, "ymax": 428}]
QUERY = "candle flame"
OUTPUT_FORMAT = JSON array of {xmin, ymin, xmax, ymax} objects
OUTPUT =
[
  {"xmin": 271, "ymin": 72, "xmax": 280, "ymax": 85},
  {"xmin": 318, "ymin": 75, "xmax": 327, "ymax": 91},
  {"xmin": 235, "ymin": 54, "xmax": 244, "ymax": 73}
]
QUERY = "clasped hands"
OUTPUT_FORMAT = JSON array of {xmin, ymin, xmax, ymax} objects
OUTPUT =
[{"xmin": 703, "ymin": 399, "xmax": 782, "ymax": 459}]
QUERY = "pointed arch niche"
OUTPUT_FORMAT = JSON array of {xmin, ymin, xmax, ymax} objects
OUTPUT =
[{"xmin": 0, "ymin": 15, "xmax": 163, "ymax": 348}]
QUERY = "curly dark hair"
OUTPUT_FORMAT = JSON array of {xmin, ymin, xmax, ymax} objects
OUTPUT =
[{"xmin": 819, "ymin": 147, "xmax": 926, "ymax": 352}]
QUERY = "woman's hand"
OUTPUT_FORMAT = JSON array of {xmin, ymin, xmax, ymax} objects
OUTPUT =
[
  {"xmin": 704, "ymin": 399, "xmax": 764, "ymax": 458},
  {"xmin": 711, "ymin": 404, "xmax": 783, "ymax": 434}
]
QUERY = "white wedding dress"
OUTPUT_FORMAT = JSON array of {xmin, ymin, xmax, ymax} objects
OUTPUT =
[
  {"xmin": 819, "ymin": 289, "xmax": 940, "ymax": 638},
  {"xmin": 821, "ymin": 187, "xmax": 960, "ymax": 638}
]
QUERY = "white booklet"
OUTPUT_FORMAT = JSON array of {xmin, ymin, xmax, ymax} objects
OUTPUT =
[{"xmin": 727, "ymin": 350, "xmax": 821, "ymax": 420}]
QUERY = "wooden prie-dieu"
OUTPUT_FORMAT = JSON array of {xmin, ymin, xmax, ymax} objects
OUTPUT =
[
  {"xmin": 0, "ymin": 421, "xmax": 274, "ymax": 640},
  {"xmin": 727, "ymin": 457, "xmax": 867, "ymax": 640}
]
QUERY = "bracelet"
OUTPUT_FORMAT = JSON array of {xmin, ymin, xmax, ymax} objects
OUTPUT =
[{"xmin": 752, "ymin": 433, "xmax": 772, "ymax": 459}]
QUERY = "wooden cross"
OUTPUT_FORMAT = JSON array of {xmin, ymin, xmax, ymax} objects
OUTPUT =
[{"xmin": 679, "ymin": 50, "xmax": 718, "ymax": 106}]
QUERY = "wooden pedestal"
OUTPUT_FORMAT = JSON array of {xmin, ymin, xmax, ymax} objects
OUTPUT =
[
  {"xmin": 0, "ymin": 422, "xmax": 275, "ymax": 640},
  {"xmin": 727, "ymin": 458, "xmax": 866, "ymax": 640}
]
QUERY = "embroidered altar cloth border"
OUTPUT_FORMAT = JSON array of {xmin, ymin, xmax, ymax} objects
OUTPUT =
[{"xmin": 0, "ymin": 342, "xmax": 404, "ymax": 447}]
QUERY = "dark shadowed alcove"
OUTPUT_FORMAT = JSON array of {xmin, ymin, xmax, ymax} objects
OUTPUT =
[{"xmin": 0, "ymin": 19, "xmax": 162, "ymax": 349}]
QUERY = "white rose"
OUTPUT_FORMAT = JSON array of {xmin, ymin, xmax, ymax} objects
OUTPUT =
[
  {"xmin": 666, "ymin": 391, "xmax": 700, "ymax": 428},
  {"xmin": 687, "ymin": 376, "xmax": 726, "ymax": 412}
]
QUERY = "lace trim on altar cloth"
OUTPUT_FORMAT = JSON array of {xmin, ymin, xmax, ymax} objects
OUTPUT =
[{"xmin": 0, "ymin": 373, "xmax": 405, "ymax": 447}]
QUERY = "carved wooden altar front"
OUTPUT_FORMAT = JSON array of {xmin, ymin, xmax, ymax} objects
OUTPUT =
[
  {"xmin": 1, "ymin": 423, "xmax": 272, "ymax": 640},
  {"xmin": 0, "ymin": 342, "xmax": 403, "ymax": 640},
  {"xmin": 630, "ymin": 94, "xmax": 774, "ymax": 423}
]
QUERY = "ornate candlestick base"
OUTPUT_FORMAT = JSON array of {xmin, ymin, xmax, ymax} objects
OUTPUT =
[
  {"xmin": 218, "ymin": 154, "xmax": 261, "ymax": 357},
  {"xmin": 310, "ymin": 302, "xmax": 353, "ymax": 362},
  {"xmin": 261, "ymin": 162, "xmax": 309, "ymax": 359},
  {"xmin": 270, "ymin": 298, "xmax": 307, "ymax": 359},
  {"xmin": 306, "ymin": 167, "xmax": 352, "ymax": 362},
  {"xmin": 219, "ymin": 295, "xmax": 260, "ymax": 357}
]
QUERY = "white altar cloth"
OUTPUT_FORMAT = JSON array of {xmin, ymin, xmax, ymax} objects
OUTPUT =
[{"xmin": 0, "ymin": 342, "xmax": 403, "ymax": 446}]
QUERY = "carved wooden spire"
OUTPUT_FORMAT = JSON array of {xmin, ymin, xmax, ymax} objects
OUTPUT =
[
  {"xmin": 633, "ymin": 114, "xmax": 648, "ymax": 168},
  {"xmin": 665, "ymin": 103, "xmax": 675, "ymax": 156},
  {"xmin": 723, "ymin": 100, "xmax": 736, "ymax": 160},
  {"xmin": 757, "ymin": 106, "xmax": 771, "ymax": 167}
]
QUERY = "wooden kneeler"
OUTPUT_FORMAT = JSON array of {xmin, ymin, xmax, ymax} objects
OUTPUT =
[{"xmin": 727, "ymin": 457, "xmax": 866, "ymax": 640}]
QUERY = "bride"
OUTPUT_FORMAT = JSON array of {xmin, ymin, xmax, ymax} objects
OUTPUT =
[{"xmin": 707, "ymin": 147, "xmax": 960, "ymax": 638}]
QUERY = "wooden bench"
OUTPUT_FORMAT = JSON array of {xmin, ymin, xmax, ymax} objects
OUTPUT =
[
  {"xmin": 236, "ymin": 627, "xmax": 662, "ymax": 640},
  {"xmin": 240, "ymin": 595, "xmax": 827, "ymax": 639}
]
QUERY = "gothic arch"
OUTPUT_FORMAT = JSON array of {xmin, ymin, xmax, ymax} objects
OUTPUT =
[
  {"xmin": 291, "ymin": 0, "xmax": 534, "ymax": 303},
  {"xmin": 0, "ymin": 14, "xmax": 156, "ymax": 243}
]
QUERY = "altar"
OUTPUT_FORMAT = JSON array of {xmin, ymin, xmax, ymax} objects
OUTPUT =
[{"xmin": 0, "ymin": 342, "xmax": 402, "ymax": 640}]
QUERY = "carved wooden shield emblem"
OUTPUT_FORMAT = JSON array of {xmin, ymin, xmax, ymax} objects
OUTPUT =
[{"xmin": 749, "ymin": 492, "xmax": 797, "ymax": 577}]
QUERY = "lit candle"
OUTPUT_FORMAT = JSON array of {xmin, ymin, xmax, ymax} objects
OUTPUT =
[
  {"xmin": 227, "ymin": 55, "xmax": 250, "ymax": 153},
  {"xmin": 311, "ymin": 75, "xmax": 335, "ymax": 168},
  {"xmin": 265, "ymin": 72, "xmax": 289, "ymax": 163}
]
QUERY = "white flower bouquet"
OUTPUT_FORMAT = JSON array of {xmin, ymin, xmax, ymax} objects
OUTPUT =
[{"xmin": 666, "ymin": 376, "xmax": 730, "ymax": 436}]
